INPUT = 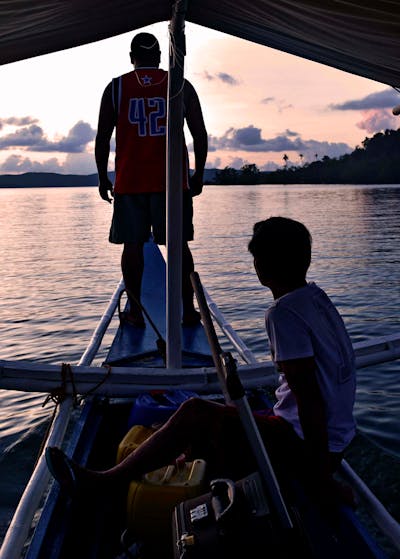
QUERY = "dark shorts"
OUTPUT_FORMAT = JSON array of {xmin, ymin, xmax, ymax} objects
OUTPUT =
[
  {"xmin": 109, "ymin": 191, "xmax": 194, "ymax": 245},
  {"xmin": 202, "ymin": 404, "xmax": 344, "ymax": 481}
]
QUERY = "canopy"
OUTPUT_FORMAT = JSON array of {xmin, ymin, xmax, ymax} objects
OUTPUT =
[{"xmin": 1, "ymin": 1, "xmax": 400, "ymax": 87}]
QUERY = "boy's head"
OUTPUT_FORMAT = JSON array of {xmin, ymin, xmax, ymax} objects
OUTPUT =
[{"xmin": 248, "ymin": 217, "xmax": 312, "ymax": 287}]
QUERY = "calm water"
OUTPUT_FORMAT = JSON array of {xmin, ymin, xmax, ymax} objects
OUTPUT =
[{"xmin": 0, "ymin": 184, "xmax": 399, "ymax": 542}]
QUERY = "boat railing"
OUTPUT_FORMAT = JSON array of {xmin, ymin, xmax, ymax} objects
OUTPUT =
[
  {"xmin": 202, "ymin": 284, "xmax": 258, "ymax": 365},
  {"xmin": 340, "ymin": 460, "xmax": 400, "ymax": 552},
  {"xmin": 0, "ymin": 279, "xmax": 126, "ymax": 559},
  {"xmin": 1, "ymin": 280, "xmax": 400, "ymax": 557}
]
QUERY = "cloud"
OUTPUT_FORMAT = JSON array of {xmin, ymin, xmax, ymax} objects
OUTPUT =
[
  {"xmin": 356, "ymin": 109, "xmax": 398, "ymax": 134},
  {"xmin": 0, "ymin": 152, "xmax": 98, "ymax": 175},
  {"xmin": 230, "ymin": 157, "xmax": 246, "ymax": 169},
  {"xmin": 208, "ymin": 125, "xmax": 306, "ymax": 152},
  {"xmin": 0, "ymin": 116, "xmax": 38, "ymax": 130},
  {"xmin": 234, "ymin": 126, "xmax": 264, "ymax": 146},
  {"xmin": 330, "ymin": 88, "xmax": 400, "ymax": 111},
  {"xmin": 202, "ymin": 125, "xmax": 352, "ymax": 161},
  {"xmin": 260, "ymin": 161, "xmax": 279, "ymax": 172},
  {"xmin": 202, "ymin": 71, "xmax": 240, "ymax": 86},
  {"xmin": 0, "ymin": 120, "xmax": 96, "ymax": 152},
  {"xmin": 284, "ymin": 129, "xmax": 299, "ymax": 137},
  {"xmin": 260, "ymin": 97, "xmax": 293, "ymax": 112},
  {"xmin": 55, "ymin": 121, "xmax": 96, "ymax": 152},
  {"xmin": 206, "ymin": 157, "xmax": 221, "ymax": 169},
  {"xmin": 0, "ymin": 154, "xmax": 65, "ymax": 173},
  {"xmin": 217, "ymin": 72, "xmax": 239, "ymax": 86},
  {"xmin": 261, "ymin": 97, "xmax": 274, "ymax": 104},
  {"xmin": 62, "ymin": 152, "xmax": 98, "ymax": 174}
]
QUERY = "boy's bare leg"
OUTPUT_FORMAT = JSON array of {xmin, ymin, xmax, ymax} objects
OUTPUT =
[{"xmin": 46, "ymin": 399, "xmax": 232, "ymax": 490}]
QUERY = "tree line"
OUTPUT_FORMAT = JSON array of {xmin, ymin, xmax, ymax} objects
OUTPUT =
[{"xmin": 213, "ymin": 128, "xmax": 400, "ymax": 185}]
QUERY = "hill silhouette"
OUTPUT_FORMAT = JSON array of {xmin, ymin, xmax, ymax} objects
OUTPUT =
[
  {"xmin": 0, "ymin": 168, "xmax": 218, "ymax": 187},
  {"xmin": 0, "ymin": 172, "xmax": 108, "ymax": 187},
  {"xmin": 214, "ymin": 128, "xmax": 400, "ymax": 185}
]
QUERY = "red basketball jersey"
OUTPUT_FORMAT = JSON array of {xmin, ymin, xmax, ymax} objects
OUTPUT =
[{"xmin": 113, "ymin": 69, "xmax": 189, "ymax": 194}]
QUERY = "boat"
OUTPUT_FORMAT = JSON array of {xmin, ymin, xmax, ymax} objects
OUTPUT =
[
  {"xmin": 1, "ymin": 241, "xmax": 399, "ymax": 559},
  {"xmin": 0, "ymin": 1, "xmax": 400, "ymax": 558}
]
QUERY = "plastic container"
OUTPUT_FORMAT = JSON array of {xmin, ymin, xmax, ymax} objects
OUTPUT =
[
  {"xmin": 126, "ymin": 459, "xmax": 207, "ymax": 543},
  {"xmin": 116, "ymin": 424, "xmax": 156, "ymax": 464},
  {"xmin": 127, "ymin": 390, "xmax": 198, "ymax": 428}
]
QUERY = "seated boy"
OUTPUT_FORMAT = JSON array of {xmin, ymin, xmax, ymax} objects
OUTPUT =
[
  {"xmin": 248, "ymin": 217, "xmax": 356, "ymax": 506},
  {"xmin": 46, "ymin": 216, "xmax": 356, "ymax": 512}
]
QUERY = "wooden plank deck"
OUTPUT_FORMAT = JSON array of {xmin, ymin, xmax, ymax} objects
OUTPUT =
[{"xmin": 104, "ymin": 240, "xmax": 213, "ymax": 368}]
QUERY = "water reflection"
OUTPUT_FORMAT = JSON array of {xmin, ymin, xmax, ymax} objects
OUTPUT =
[{"xmin": 0, "ymin": 184, "xmax": 399, "ymax": 456}]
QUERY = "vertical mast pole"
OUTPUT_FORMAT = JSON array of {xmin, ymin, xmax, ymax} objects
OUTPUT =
[{"xmin": 166, "ymin": 0, "xmax": 187, "ymax": 368}]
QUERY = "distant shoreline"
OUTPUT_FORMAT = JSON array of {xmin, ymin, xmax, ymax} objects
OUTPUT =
[
  {"xmin": 0, "ymin": 172, "xmax": 101, "ymax": 188},
  {"xmin": 0, "ymin": 169, "xmax": 399, "ymax": 188},
  {"xmin": 0, "ymin": 184, "xmax": 97, "ymax": 188},
  {"xmin": 0, "ymin": 168, "xmax": 218, "ymax": 187}
]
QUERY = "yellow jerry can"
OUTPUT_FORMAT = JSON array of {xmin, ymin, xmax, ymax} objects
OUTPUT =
[
  {"xmin": 116, "ymin": 424, "xmax": 157, "ymax": 464},
  {"xmin": 126, "ymin": 458, "xmax": 207, "ymax": 543}
]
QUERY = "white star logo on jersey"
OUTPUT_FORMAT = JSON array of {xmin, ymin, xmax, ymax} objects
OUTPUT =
[{"xmin": 141, "ymin": 75, "xmax": 152, "ymax": 86}]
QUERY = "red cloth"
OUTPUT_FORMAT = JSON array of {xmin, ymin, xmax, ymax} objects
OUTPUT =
[{"xmin": 114, "ymin": 69, "xmax": 189, "ymax": 194}]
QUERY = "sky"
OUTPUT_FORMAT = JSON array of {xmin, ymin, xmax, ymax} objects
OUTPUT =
[{"xmin": 1, "ymin": 21, "xmax": 399, "ymax": 174}]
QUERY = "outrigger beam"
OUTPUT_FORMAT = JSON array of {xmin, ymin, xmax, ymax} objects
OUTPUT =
[
  {"xmin": 166, "ymin": 0, "xmax": 188, "ymax": 368},
  {"xmin": 1, "ymin": 334, "xmax": 400, "ymax": 397}
]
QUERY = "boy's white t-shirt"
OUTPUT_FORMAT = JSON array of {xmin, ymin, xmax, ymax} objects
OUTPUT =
[{"xmin": 265, "ymin": 282, "xmax": 356, "ymax": 452}]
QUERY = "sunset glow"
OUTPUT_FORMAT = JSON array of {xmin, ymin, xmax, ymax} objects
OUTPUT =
[{"xmin": 1, "ymin": 22, "xmax": 399, "ymax": 175}]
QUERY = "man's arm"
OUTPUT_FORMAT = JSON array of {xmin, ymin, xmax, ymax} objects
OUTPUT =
[
  {"xmin": 184, "ymin": 81, "xmax": 208, "ymax": 196},
  {"xmin": 95, "ymin": 82, "xmax": 115, "ymax": 203}
]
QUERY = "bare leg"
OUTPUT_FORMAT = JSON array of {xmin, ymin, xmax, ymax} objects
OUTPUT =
[
  {"xmin": 121, "ymin": 241, "xmax": 145, "ymax": 326},
  {"xmin": 46, "ymin": 399, "xmax": 242, "ymax": 490},
  {"xmin": 104, "ymin": 398, "xmax": 224, "ymax": 481},
  {"xmin": 182, "ymin": 242, "xmax": 200, "ymax": 325}
]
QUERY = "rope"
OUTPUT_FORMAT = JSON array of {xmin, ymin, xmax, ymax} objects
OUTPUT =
[
  {"xmin": 42, "ymin": 362, "xmax": 113, "ymax": 408},
  {"xmin": 168, "ymin": 21, "xmax": 186, "ymax": 101},
  {"xmin": 76, "ymin": 363, "xmax": 112, "ymax": 403},
  {"xmin": 36, "ymin": 362, "xmax": 112, "ymax": 465},
  {"xmin": 37, "ymin": 363, "xmax": 73, "ymax": 467},
  {"xmin": 118, "ymin": 288, "xmax": 166, "ymax": 364},
  {"xmin": 42, "ymin": 362, "xmax": 73, "ymax": 407}
]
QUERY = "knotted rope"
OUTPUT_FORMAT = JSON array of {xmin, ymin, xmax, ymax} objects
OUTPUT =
[
  {"xmin": 42, "ymin": 362, "xmax": 112, "ymax": 409},
  {"xmin": 37, "ymin": 362, "xmax": 112, "ymax": 466},
  {"xmin": 42, "ymin": 362, "xmax": 76, "ymax": 407}
]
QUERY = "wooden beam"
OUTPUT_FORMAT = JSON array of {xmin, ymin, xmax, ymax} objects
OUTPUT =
[{"xmin": 0, "ymin": 359, "xmax": 277, "ymax": 396}]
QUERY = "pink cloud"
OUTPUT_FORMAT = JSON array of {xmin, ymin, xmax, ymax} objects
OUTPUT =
[{"xmin": 356, "ymin": 109, "xmax": 398, "ymax": 134}]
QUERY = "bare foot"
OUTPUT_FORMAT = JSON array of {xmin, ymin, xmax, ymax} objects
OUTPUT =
[
  {"xmin": 182, "ymin": 309, "xmax": 201, "ymax": 327},
  {"xmin": 119, "ymin": 310, "xmax": 146, "ymax": 328}
]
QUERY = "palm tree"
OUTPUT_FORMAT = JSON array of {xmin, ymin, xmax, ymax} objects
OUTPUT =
[
  {"xmin": 299, "ymin": 153, "xmax": 304, "ymax": 166},
  {"xmin": 283, "ymin": 153, "xmax": 289, "ymax": 168}
]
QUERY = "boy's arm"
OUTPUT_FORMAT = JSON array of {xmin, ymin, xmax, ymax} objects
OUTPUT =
[
  {"xmin": 95, "ymin": 82, "xmax": 115, "ymax": 203},
  {"xmin": 279, "ymin": 356, "xmax": 332, "ymax": 488},
  {"xmin": 279, "ymin": 357, "xmax": 356, "ymax": 513}
]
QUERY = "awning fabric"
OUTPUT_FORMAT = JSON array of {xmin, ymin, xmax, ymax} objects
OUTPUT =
[{"xmin": 1, "ymin": 1, "xmax": 399, "ymax": 87}]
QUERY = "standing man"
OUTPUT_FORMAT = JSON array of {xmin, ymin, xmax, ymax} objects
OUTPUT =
[{"xmin": 95, "ymin": 32, "xmax": 208, "ymax": 327}]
